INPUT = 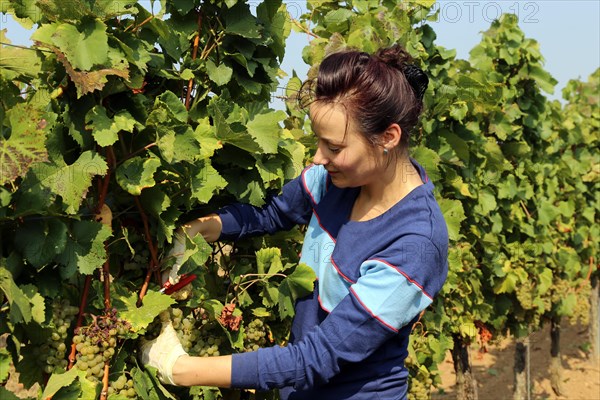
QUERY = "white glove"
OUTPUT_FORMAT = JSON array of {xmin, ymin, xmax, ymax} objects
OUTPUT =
[
  {"xmin": 162, "ymin": 231, "xmax": 186, "ymax": 285},
  {"xmin": 140, "ymin": 320, "xmax": 188, "ymax": 385}
]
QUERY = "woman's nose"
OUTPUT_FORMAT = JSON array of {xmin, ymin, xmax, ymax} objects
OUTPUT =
[{"xmin": 313, "ymin": 145, "xmax": 328, "ymax": 166}]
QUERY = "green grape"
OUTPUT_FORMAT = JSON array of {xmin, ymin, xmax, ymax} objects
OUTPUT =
[
  {"xmin": 36, "ymin": 297, "xmax": 79, "ymax": 375},
  {"xmin": 243, "ymin": 319, "xmax": 268, "ymax": 352}
]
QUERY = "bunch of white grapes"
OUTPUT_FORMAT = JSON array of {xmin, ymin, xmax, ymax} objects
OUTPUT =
[
  {"xmin": 108, "ymin": 373, "xmax": 136, "ymax": 398},
  {"xmin": 35, "ymin": 297, "xmax": 79, "ymax": 374},
  {"xmin": 243, "ymin": 318, "xmax": 267, "ymax": 352},
  {"xmin": 171, "ymin": 308, "xmax": 200, "ymax": 352},
  {"xmin": 72, "ymin": 308, "xmax": 130, "ymax": 382}
]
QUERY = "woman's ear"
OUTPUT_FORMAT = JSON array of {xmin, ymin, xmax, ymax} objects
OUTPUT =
[{"xmin": 382, "ymin": 123, "xmax": 402, "ymax": 151}]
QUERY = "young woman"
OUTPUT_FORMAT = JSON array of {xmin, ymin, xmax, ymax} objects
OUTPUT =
[{"xmin": 141, "ymin": 43, "xmax": 449, "ymax": 399}]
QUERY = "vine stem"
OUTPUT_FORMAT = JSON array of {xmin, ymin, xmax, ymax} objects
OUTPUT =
[
  {"xmin": 135, "ymin": 196, "xmax": 160, "ymax": 307},
  {"xmin": 67, "ymin": 275, "xmax": 92, "ymax": 369},
  {"xmin": 229, "ymin": 273, "xmax": 288, "ymax": 304},
  {"xmin": 102, "ymin": 258, "xmax": 111, "ymax": 311},
  {"xmin": 185, "ymin": 12, "xmax": 203, "ymax": 110},
  {"xmin": 118, "ymin": 142, "xmax": 157, "ymax": 166},
  {"xmin": 520, "ymin": 200, "xmax": 532, "ymax": 219},
  {"xmin": 291, "ymin": 18, "xmax": 319, "ymax": 39},
  {"xmin": 100, "ymin": 362, "xmax": 110, "ymax": 400}
]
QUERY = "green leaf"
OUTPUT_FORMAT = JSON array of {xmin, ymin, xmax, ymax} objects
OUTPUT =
[
  {"xmin": 0, "ymin": 268, "xmax": 32, "ymax": 324},
  {"xmin": 449, "ymin": 101, "xmax": 468, "ymax": 121},
  {"xmin": 41, "ymin": 366, "xmax": 79, "ymax": 399},
  {"xmin": 193, "ymin": 118, "xmax": 223, "ymax": 160},
  {"xmin": 114, "ymin": 291, "xmax": 174, "ymax": 333},
  {"xmin": 86, "ymin": 106, "xmax": 137, "ymax": 147},
  {"xmin": 152, "ymin": 91, "xmax": 188, "ymax": 123},
  {"xmin": 443, "ymin": 131, "xmax": 470, "ymax": 164},
  {"xmin": 21, "ymin": 284, "xmax": 46, "ymax": 324},
  {"xmin": 0, "ymin": 102, "xmax": 53, "ymax": 185},
  {"xmin": 438, "ymin": 198, "xmax": 465, "ymax": 241},
  {"xmin": 224, "ymin": 3, "xmax": 261, "ymax": 38},
  {"xmin": 538, "ymin": 268, "xmax": 552, "ymax": 295},
  {"xmin": 246, "ymin": 111, "xmax": 285, "ymax": 154},
  {"xmin": 0, "ymin": 41, "xmax": 42, "ymax": 80},
  {"xmin": 206, "ymin": 60, "xmax": 233, "ymax": 86},
  {"xmin": 557, "ymin": 293, "xmax": 577, "ymax": 317},
  {"xmin": 14, "ymin": 219, "xmax": 67, "ymax": 268},
  {"xmin": 55, "ymin": 221, "xmax": 112, "ymax": 277},
  {"xmin": 0, "ymin": 387, "xmax": 19, "ymax": 400},
  {"xmin": 278, "ymin": 263, "xmax": 316, "ymax": 319},
  {"xmin": 477, "ymin": 189, "xmax": 497, "ymax": 215},
  {"xmin": 33, "ymin": 19, "xmax": 109, "ymax": 70},
  {"xmin": 538, "ymin": 200, "xmax": 559, "ymax": 225},
  {"xmin": 116, "ymin": 156, "xmax": 161, "ymax": 196},
  {"xmin": 528, "ymin": 64, "xmax": 557, "ymax": 94},
  {"xmin": 209, "ymin": 98, "xmax": 260, "ymax": 153},
  {"xmin": 26, "ymin": 151, "xmax": 108, "ymax": 214},
  {"xmin": 190, "ymin": 160, "xmax": 228, "ymax": 204},
  {"xmin": 0, "ymin": 348, "xmax": 11, "ymax": 383},
  {"xmin": 256, "ymin": 248, "xmax": 282, "ymax": 275},
  {"xmin": 412, "ymin": 146, "xmax": 441, "ymax": 182}
]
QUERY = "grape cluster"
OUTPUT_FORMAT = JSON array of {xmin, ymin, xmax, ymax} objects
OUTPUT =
[
  {"xmin": 243, "ymin": 318, "xmax": 267, "ymax": 352},
  {"xmin": 407, "ymin": 376, "xmax": 432, "ymax": 400},
  {"xmin": 190, "ymin": 334, "xmax": 222, "ymax": 357},
  {"xmin": 35, "ymin": 297, "xmax": 79, "ymax": 374},
  {"xmin": 123, "ymin": 244, "xmax": 150, "ymax": 271},
  {"xmin": 172, "ymin": 308, "xmax": 200, "ymax": 352},
  {"xmin": 108, "ymin": 374, "xmax": 136, "ymax": 398},
  {"xmin": 73, "ymin": 308, "xmax": 130, "ymax": 382}
]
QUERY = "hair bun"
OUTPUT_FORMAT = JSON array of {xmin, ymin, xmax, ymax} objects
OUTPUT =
[
  {"xmin": 403, "ymin": 64, "xmax": 429, "ymax": 101},
  {"xmin": 375, "ymin": 44, "xmax": 429, "ymax": 101}
]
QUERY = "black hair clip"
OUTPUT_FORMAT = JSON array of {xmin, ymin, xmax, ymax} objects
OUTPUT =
[{"xmin": 403, "ymin": 64, "xmax": 429, "ymax": 101}]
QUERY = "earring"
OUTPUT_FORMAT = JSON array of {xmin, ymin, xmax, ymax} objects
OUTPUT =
[{"xmin": 383, "ymin": 148, "xmax": 389, "ymax": 155}]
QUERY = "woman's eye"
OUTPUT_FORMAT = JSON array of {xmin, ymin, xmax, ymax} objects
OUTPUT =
[{"xmin": 328, "ymin": 147, "xmax": 340, "ymax": 153}]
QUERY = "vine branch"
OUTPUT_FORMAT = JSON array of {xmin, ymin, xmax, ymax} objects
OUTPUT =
[
  {"xmin": 185, "ymin": 12, "xmax": 203, "ymax": 110},
  {"xmin": 135, "ymin": 196, "xmax": 160, "ymax": 307}
]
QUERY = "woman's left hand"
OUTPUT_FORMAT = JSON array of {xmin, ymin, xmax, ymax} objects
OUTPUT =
[{"xmin": 140, "ymin": 318, "xmax": 188, "ymax": 385}]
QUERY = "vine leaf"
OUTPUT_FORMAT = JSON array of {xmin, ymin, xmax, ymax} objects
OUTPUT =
[
  {"xmin": 0, "ymin": 348, "xmax": 11, "ymax": 383},
  {"xmin": 86, "ymin": 105, "xmax": 137, "ymax": 147},
  {"xmin": 40, "ymin": 367, "xmax": 78, "ymax": 399},
  {"xmin": 246, "ymin": 111, "xmax": 286, "ymax": 154},
  {"xmin": 24, "ymin": 151, "xmax": 108, "ymax": 214},
  {"xmin": 206, "ymin": 59, "xmax": 233, "ymax": 86},
  {"xmin": 0, "ymin": 268, "xmax": 32, "ymax": 324},
  {"xmin": 36, "ymin": 42, "xmax": 129, "ymax": 98},
  {"xmin": 116, "ymin": 156, "xmax": 161, "ymax": 196},
  {"xmin": 278, "ymin": 263, "xmax": 316, "ymax": 319},
  {"xmin": 0, "ymin": 33, "xmax": 41, "ymax": 80},
  {"xmin": 20, "ymin": 284, "xmax": 46, "ymax": 324},
  {"xmin": 55, "ymin": 221, "xmax": 112, "ymax": 278},
  {"xmin": 438, "ymin": 198, "xmax": 466, "ymax": 242},
  {"xmin": 14, "ymin": 219, "xmax": 68, "ymax": 269},
  {"xmin": 0, "ymin": 102, "xmax": 54, "ymax": 185},
  {"xmin": 190, "ymin": 161, "xmax": 228, "ymax": 204},
  {"xmin": 114, "ymin": 290, "xmax": 175, "ymax": 333}
]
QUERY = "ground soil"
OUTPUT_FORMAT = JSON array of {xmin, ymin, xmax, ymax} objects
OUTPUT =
[{"xmin": 431, "ymin": 322, "xmax": 600, "ymax": 400}]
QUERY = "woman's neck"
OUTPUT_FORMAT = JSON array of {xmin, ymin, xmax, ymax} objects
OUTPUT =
[{"xmin": 351, "ymin": 157, "xmax": 423, "ymax": 221}]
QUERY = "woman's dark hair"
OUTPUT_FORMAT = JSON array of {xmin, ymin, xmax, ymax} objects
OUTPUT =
[{"xmin": 299, "ymin": 44, "xmax": 429, "ymax": 150}]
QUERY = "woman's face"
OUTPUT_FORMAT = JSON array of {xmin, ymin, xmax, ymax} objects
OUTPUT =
[{"xmin": 309, "ymin": 103, "xmax": 383, "ymax": 188}]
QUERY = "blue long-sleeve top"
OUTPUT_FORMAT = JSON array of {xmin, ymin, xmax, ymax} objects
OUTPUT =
[{"xmin": 216, "ymin": 160, "xmax": 449, "ymax": 399}]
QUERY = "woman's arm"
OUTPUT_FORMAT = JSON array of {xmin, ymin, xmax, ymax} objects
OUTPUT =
[{"xmin": 171, "ymin": 355, "xmax": 232, "ymax": 387}]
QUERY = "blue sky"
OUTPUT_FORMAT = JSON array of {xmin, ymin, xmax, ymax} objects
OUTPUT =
[{"xmin": 2, "ymin": 1, "xmax": 598, "ymax": 107}]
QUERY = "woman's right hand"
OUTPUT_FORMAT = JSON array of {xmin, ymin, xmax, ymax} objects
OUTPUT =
[
  {"xmin": 162, "ymin": 214, "xmax": 223, "ymax": 285},
  {"xmin": 179, "ymin": 213, "xmax": 223, "ymax": 243}
]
